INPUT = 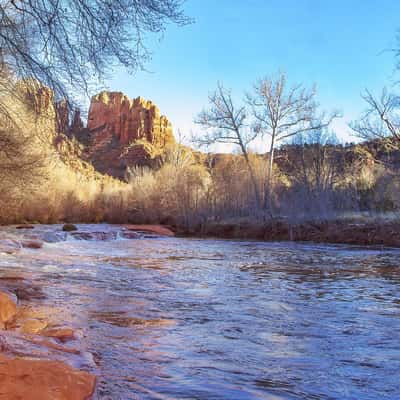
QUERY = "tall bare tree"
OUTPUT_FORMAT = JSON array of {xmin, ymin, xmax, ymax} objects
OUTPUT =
[
  {"xmin": 195, "ymin": 83, "xmax": 262, "ymax": 208},
  {"xmin": 247, "ymin": 72, "xmax": 338, "ymax": 215},
  {"xmin": 351, "ymin": 88, "xmax": 400, "ymax": 150}
]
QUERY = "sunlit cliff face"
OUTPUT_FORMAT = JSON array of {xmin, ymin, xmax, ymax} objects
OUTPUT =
[{"xmin": 88, "ymin": 91, "xmax": 174, "ymax": 147}]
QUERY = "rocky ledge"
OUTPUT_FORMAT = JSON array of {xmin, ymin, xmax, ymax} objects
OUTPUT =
[
  {"xmin": 0, "ymin": 223, "xmax": 175, "ymax": 399},
  {"xmin": 0, "ymin": 280, "xmax": 95, "ymax": 400},
  {"xmin": 0, "ymin": 354, "xmax": 96, "ymax": 400},
  {"xmin": 0, "ymin": 224, "xmax": 175, "ymax": 251}
]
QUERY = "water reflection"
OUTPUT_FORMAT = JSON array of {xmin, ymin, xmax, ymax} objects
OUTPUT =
[{"xmin": 0, "ymin": 229, "xmax": 399, "ymax": 399}]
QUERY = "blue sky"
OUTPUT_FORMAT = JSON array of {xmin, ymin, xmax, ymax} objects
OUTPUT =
[{"xmin": 109, "ymin": 0, "xmax": 400, "ymax": 149}]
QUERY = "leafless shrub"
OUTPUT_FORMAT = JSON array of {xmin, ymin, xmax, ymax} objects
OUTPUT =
[{"xmin": 351, "ymin": 88, "xmax": 400, "ymax": 150}]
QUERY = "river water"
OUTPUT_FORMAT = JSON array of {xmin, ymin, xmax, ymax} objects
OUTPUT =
[{"xmin": 1, "ymin": 224, "xmax": 400, "ymax": 399}]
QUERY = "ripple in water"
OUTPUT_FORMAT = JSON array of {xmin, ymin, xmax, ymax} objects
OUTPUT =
[{"xmin": 0, "ymin": 227, "xmax": 399, "ymax": 399}]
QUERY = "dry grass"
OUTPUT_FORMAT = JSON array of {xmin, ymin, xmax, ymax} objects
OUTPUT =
[{"xmin": 0, "ymin": 80, "xmax": 399, "ymax": 229}]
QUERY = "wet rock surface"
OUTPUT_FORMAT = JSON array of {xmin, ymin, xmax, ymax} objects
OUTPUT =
[
  {"xmin": 62, "ymin": 223, "xmax": 78, "ymax": 232},
  {"xmin": 0, "ymin": 223, "xmax": 175, "ymax": 399},
  {"xmin": 0, "ymin": 354, "xmax": 96, "ymax": 400},
  {"xmin": 15, "ymin": 224, "xmax": 34, "ymax": 229},
  {"xmin": 124, "ymin": 224, "xmax": 175, "ymax": 237},
  {"xmin": 0, "ymin": 291, "xmax": 17, "ymax": 329},
  {"xmin": 0, "ymin": 266, "xmax": 96, "ymax": 399},
  {"xmin": 21, "ymin": 238, "xmax": 44, "ymax": 249},
  {"xmin": 0, "ymin": 224, "xmax": 174, "ymax": 247}
]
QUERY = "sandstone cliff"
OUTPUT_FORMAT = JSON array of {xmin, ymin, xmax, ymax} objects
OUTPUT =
[
  {"xmin": 87, "ymin": 91, "xmax": 174, "ymax": 147},
  {"xmin": 13, "ymin": 82, "xmax": 125, "ymax": 188},
  {"xmin": 63, "ymin": 91, "xmax": 176, "ymax": 179},
  {"xmin": 21, "ymin": 85, "xmax": 176, "ymax": 180}
]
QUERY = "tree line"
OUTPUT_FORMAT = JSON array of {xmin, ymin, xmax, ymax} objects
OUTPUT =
[{"xmin": 0, "ymin": 1, "xmax": 399, "ymax": 228}]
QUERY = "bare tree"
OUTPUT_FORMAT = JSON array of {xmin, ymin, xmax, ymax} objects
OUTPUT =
[
  {"xmin": 247, "ymin": 72, "xmax": 339, "ymax": 216},
  {"xmin": 195, "ymin": 83, "xmax": 262, "ymax": 208},
  {"xmin": 0, "ymin": 79, "xmax": 52, "ymax": 221},
  {"xmin": 0, "ymin": 0, "xmax": 188, "ymax": 218},
  {"xmin": 351, "ymin": 88, "xmax": 400, "ymax": 150},
  {"xmin": 293, "ymin": 130, "xmax": 342, "ymax": 217},
  {"xmin": 0, "ymin": 0, "xmax": 189, "ymax": 102},
  {"xmin": 0, "ymin": 109, "xmax": 46, "ymax": 189}
]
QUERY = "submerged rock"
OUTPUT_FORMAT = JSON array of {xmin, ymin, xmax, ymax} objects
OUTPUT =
[
  {"xmin": 0, "ymin": 268, "xmax": 97, "ymax": 399},
  {"xmin": 19, "ymin": 318, "xmax": 49, "ymax": 334},
  {"xmin": 120, "ymin": 230, "xmax": 141, "ymax": 239},
  {"xmin": 3, "ymin": 280, "xmax": 46, "ymax": 302},
  {"xmin": 42, "ymin": 231, "xmax": 68, "ymax": 243},
  {"xmin": 124, "ymin": 224, "xmax": 175, "ymax": 237},
  {"xmin": 0, "ymin": 354, "xmax": 96, "ymax": 400},
  {"xmin": 62, "ymin": 223, "xmax": 78, "ymax": 232},
  {"xmin": 15, "ymin": 224, "xmax": 34, "ymax": 230},
  {"xmin": 21, "ymin": 239, "xmax": 44, "ymax": 249},
  {"xmin": 41, "ymin": 328, "xmax": 76, "ymax": 342},
  {"xmin": 70, "ymin": 231, "xmax": 118, "ymax": 241},
  {"xmin": 90, "ymin": 311, "xmax": 175, "ymax": 328},
  {"xmin": 0, "ymin": 291, "xmax": 17, "ymax": 329}
]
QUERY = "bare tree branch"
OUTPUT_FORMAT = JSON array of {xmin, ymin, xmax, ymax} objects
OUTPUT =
[
  {"xmin": 247, "ymin": 71, "xmax": 339, "ymax": 215},
  {"xmin": 195, "ymin": 83, "xmax": 262, "ymax": 208},
  {"xmin": 350, "ymin": 88, "xmax": 400, "ymax": 150},
  {"xmin": 0, "ymin": 0, "xmax": 190, "ymax": 103}
]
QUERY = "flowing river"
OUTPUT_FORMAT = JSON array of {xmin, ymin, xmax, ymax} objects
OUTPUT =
[{"xmin": 0, "ymin": 224, "xmax": 400, "ymax": 399}]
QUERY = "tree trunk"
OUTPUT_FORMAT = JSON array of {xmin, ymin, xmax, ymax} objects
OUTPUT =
[
  {"xmin": 265, "ymin": 135, "xmax": 275, "ymax": 217},
  {"xmin": 242, "ymin": 152, "xmax": 262, "ymax": 210},
  {"xmin": 238, "ymin": 137, "xmax": 262, "ymax": 211}
]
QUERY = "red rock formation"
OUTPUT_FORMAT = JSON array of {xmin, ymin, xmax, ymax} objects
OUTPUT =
[
  {"xmin": 87, "ymin": 91, "xmax": 174, "ymax": 147},
  {"xmin": 79, "ymin": 91, "xmax": 176, "ymax": 178},
  {"xmin": 14, "ymin": 83, "xmax": 177, "ymax": 179},
  {"xmin": 55, "ymin": 102, "xmax": 84, "ymax": 135},
  {"xmin": 0, "ymin": 354, "xmax": 96, "ymax": 400},
  {"xmin": 34, "ymin": 86, "xmax": 54, "ymax": 113},
  {"xmin": 71, "ymin": 108, "xmax": 84, "ymax": 132},
  {"xmin": 55, "ymin": 100, "xmax": 69, "ymax": 133}
]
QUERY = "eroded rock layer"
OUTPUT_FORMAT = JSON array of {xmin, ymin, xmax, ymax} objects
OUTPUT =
[
  {"xmin": 87, "ymin": 92, "xmax": 174, "ymax": 147},
  {"xmin": 60, "ymin": 91, "xmax": 175, "ymax": 179},
  {"xmin": 20, "ymin": 83, "xmax": 176, "ymax": 180},
  {"xmin": 80, "ymin": 92, "xmax": 175, "ymax": 178}
]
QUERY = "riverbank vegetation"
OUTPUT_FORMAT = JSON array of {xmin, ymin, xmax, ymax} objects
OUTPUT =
[
  {"xmin": 1, "ymin": 75, "xmax": 400, "ymax": 238},
  {"xmin": 0, "ymin": 1, "xmax": 399, "ymax": 246}
]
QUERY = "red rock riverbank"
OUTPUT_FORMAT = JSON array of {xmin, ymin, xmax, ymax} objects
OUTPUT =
[{"xmin": 0, "ymin": 281, "xmax": 96, "ymax": 400}]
